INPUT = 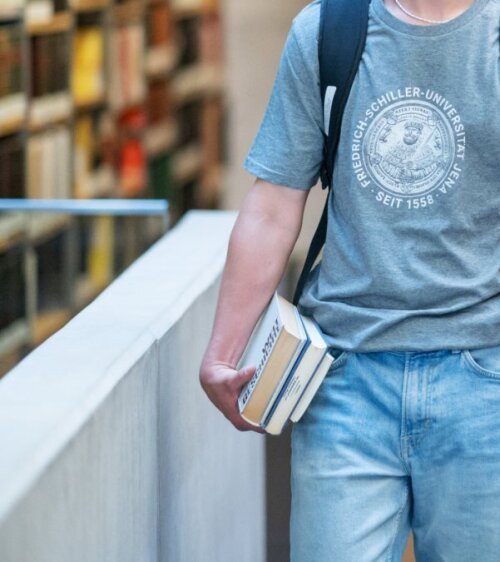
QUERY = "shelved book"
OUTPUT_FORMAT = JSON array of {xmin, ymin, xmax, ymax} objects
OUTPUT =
[
  {"xmin": 0, "ymin": 21, "xmax": 26, "ymax": 130},
  {"xmin": 109, "ymin": 24, "xmax": 146, "ymax": 112},
  {"xmin": 30, "ymin": 32, "xmax": 72, "ymax": 127},
  {"xmin": 27, "ymin": 127, "xmax": 71, "ymax": 198},
  {"xmin": 237, "ymin": 292, "xmax": 334, "ymax": 435},
  {"xmin": 72, "ymin": 24, "xmax": 105, "ymax": 107},
  {"xmin": 0, "ymin": 135, "xmax": 24, "ymax": 198}
]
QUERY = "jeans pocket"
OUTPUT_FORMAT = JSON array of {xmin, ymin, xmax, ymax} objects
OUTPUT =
[
  {"xmin": 326, "ymin": 347, "xmax": 349, "ymax": 375},
  {"xmin": 462, "ymin": 343, "xmax": 500, "ymax": 379}
]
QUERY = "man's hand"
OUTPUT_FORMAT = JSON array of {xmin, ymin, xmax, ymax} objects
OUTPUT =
[
  {"xmin": 198, "ymin": 178, "xmax": 308, "ymax": 434},
  {"xmin": 199, "ymin": 360, "xmax": 266, "ymax": 434}
]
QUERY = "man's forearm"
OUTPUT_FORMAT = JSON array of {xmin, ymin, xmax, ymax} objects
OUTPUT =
[{"xmin": 203, "ymin": 204, "xmax": 301, "ymax": 369}]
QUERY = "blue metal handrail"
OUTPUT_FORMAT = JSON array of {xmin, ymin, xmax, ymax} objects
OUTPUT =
[{"xmin": 0, "ymin": 199, "xmax": 169, "ymax": 216}]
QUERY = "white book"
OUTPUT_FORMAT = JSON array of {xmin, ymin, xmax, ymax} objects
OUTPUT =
[
  {"xmin": 263, "ymin": 316, "xmax": 329, "ymax": 435},
  {"xmin": 289, "ymin": 353, "xmax": 334, "ymax": 423},
  {"xmin": 237, "ymin": 292, "xmax": 284, "ymax": 415},
  {"xmin": 257, "ymin": 307, "xmax": 308, "ymax": 425},
  {"xmin": 237, "ymin": 292, "xmax": 306, "ymax": 426}
]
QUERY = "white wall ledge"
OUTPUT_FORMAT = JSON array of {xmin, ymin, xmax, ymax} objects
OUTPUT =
[{"xmin": 0, "ymin": 210, "xmax": 265, "ymax": 562}]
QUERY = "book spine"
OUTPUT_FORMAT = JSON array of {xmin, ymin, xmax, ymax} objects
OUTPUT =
[
  {"xmin": 260, "ymin": 333, "xmax": 310, "ymax": 426},
  {"xmin": 237, "ymin": 316, "xmax": 280, "ymax": 412},
  {"xmin": 264, "ymin": 350, "xmax": 327, "ymax": 435}
]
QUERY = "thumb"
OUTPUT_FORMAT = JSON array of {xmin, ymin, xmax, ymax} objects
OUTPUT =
[{"xmin": 234, "ymin": 364, "xmax": 257, "ymax": 388}]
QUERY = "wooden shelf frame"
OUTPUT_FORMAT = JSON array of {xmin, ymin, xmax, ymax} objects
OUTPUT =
[
  {"xmin": 26, "ymin": 11, "xmax": 74, "ymax": 35},
  {"xmin": 0, "ymin": 9, "xmax": 24, "ymax": 23},
  {"xmin": 71, "ymin": 0, "xmax": 111, "ymax": 13}
]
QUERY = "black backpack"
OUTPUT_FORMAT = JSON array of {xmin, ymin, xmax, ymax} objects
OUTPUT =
[{"xmin": 292, "ymin": 0, "xmax": 371, "ymax": 306}]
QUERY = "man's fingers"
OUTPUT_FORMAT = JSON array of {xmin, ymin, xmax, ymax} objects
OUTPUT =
[
  {"xmin": 231, "ymin": 416, "xmax": 266, "ymax": 434},
  {"xmin": 232, "ymin": 364, "xmax": 256, "ymax": 389}
]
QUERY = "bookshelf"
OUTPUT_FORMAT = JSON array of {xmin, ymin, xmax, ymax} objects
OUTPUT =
[{"xmin": 0, "ymin": 0, "xmax": 228, "ymax": 377}]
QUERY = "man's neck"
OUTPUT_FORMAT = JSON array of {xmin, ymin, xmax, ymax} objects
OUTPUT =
[{"xmin": 385, "ymin": 0, "xmax": 475, "ymax": 25}]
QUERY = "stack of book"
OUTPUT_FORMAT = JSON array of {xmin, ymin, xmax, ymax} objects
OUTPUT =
[{"xmin": 237, "ymin": 292, "xmax": 335, "ymax": 435}]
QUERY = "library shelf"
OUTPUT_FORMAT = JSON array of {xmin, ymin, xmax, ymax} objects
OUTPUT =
[
  {"xmin": 198, "ymin": 162, "xmax": 223, "ymax": 207},
  {"xmin": 74, "ymin": 167, "xmax": 117, "ymax": 199},
  {"xmin": 74, "ymin": 275, "xmax": 105, "ymax": 310},
  {"xmin": 31, "ymin": 309, "xmax": 72, "ymax": 347},
  {"xmin": 171, "ymin": 141, "xmax": 202, "ymax": 184},
  {"xmin": 145, "ymin": 120, "xmax": 178, "ymax": 157},
  {"xmin": 111, "ymin": 0, "xmax": 145, "ymax": 24},
  {"xmin": 0, "ymin": 215, "xmax": 26, "ymax": 253},
  {"xmin": 71, "ymin": 0, "xmax": 112, "ymax": 13},
  {"xmin": 29, "ymin": 92, "xmax": 73, "ymax": 131},
  {"xmin": 172, "ymin": 5, "xmax": 214, "ymax": 21},
  {"xmin": 171, "ymin": 63, "xmax": 224, "ymax": 105},
  {"xmin": 0, "ymin": 320, "xmax": 30, "ymax": 361},
  {"xmin": 26, "ymin": 11, "xmax": 74, "ymax": 35},
  {"xmin": 0, "ymin": 118, "xmax": 25, "ymax": 139},
  {"xmin": 27, "ymin": 215, "xmax": 73, "ymax": 245},
  {"xmin": 0, "ymin": 95, "xmax": 27, "ymax": 137},
  {"xmin": 28, "ymin": 115, "xmax": 73, "ymax": 134},
  {"xmin": 74, "ymin": 95, "xmax": 107, "ymax": 113},
  {"xmin": 146, "ymin": 44, "xmax": 179, "ymax": 79},
  {"xmin": 0, "ymin": 8, "xmax": 23, "ymax": 23}
]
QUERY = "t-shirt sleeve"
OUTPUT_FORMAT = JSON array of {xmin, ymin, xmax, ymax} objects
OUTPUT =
[{"xmin": 242, "ymin": 13, "xmax": 324, "ymax": 191}]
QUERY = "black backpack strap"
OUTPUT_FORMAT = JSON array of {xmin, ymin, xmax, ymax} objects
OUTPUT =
[{"xmin": 292, "ymin": 0, "xmax": 371, "ymax": 307}]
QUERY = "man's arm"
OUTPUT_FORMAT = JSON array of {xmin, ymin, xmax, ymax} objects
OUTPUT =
[{"xmin": 199, "ymin": 177, "xmax": 309, "ymax": 432}]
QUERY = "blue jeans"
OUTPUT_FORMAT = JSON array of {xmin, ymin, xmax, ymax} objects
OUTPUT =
[{"xmin": 290, "ymin": 345, "xmax": 500, "ymax": 562}]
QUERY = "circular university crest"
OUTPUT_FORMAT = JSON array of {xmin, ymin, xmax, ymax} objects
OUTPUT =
[{"xmin": 362, "ymin": 100, "xmax": 455, "ymax": 196}]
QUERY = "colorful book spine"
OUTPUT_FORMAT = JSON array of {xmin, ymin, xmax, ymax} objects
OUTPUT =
[{"xmin": 72, "ymin": 25, "xmax": 105, "ymax": 106}]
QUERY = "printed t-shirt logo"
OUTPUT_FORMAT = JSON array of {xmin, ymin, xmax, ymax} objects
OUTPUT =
[{"xmin": 352, "ymin": 88, "xmax": 466, "ymax": 210}]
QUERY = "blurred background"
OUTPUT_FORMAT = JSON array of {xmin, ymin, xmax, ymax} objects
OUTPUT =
[
  {"xmin": 0, "ymin": 0, "xmax": 414, "ymax": 559},
  {"xmin": 0, "ymin": 0, "xmax": 325, "ymax": 378}
]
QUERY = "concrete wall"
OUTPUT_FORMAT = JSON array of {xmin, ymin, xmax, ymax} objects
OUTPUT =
[{"xmin": 0, "ymin": 211, "xmax": 265, "ymax": 562}]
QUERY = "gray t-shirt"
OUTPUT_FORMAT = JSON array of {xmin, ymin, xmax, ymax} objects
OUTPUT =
[{"xmin": 243, "ymin": 0, "xmax": 500, "ymax": 352}]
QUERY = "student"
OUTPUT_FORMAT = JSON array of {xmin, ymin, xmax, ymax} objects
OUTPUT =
[{"xmin": 199, "ymin": 0, "xmax": 500, "ymax": 559}]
